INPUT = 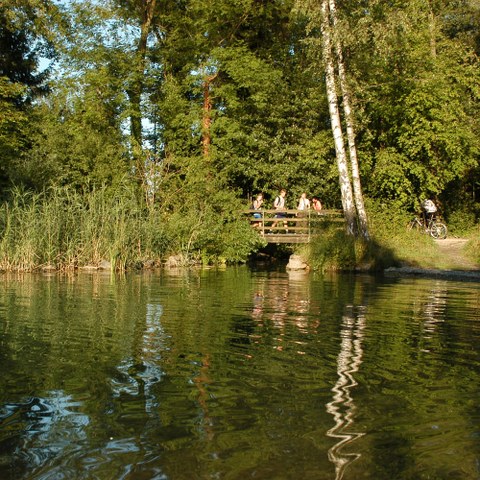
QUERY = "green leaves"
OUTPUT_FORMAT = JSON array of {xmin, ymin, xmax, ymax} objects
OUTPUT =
[
  {"xmin": 1, "ymin": 0, "xmax": 480, "ymax": 238},
  {"xmin": 345, "ymin": 0, "xmax": 480, "ymax": 207}
]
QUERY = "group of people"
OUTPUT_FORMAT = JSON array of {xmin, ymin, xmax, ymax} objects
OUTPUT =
[
  {"xmin": 250, "ymin": 189, "xmax": 322, "ymax": 231},
  {"xmin": 251, "ymin": 189, "xmax": 322, "ymax": 215}
]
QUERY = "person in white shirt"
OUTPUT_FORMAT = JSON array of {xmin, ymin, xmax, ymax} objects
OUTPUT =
[
  {"xmin": 422, "ymin": 199, "xmax": 437, "ymax": 223},
  {"xmin": 297, "ymin": 192, "xmax": 310, "ymax": 211},
  {"xmin": 271, "ymin": 189, "xmax": 287, "ymax": 231}
]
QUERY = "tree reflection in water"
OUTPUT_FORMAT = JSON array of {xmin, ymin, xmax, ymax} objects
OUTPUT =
[
  {"xmin": 418, "ymin": 281, "xmax": 447, "ymax": 349},
  {"xmin": 326, "ymin": 305, "xmax": 366, "ymax": 480},
  {"xmin": 111, "ymin": 303, "xmax": 166, "ymax": 414}
]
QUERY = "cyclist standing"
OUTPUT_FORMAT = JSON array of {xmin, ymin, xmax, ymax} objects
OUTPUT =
[
  {"xmin": 408, "ymin": 199, "xmax": 447, "ymax": 239},
  {"xmin": 422, "ymin": 199, "xmax": 437, "ymax": 223}
]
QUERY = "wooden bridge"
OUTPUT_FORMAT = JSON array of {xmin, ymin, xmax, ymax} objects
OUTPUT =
[{"xmin": 245, "ymin": 209, "xmax": 343, "ymax": 243}]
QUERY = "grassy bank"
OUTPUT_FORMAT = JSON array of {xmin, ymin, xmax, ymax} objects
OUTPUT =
[
  {"xmin": 2, "ymin": 187, "xmax": 477, "ymax": 273},
  {"xmin": 300, "ymin": 209, "xmax": 479, "ymax": 273}
]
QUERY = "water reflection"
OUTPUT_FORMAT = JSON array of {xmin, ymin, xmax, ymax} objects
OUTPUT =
[
  {"xmin": 0, "ymin": 391, "xmax": 88, "ymax": 475},
  {"xmin": 111, "ymin": 302, "xmax": 166, "ymax": 413},
  {"xmin": 193, "ymin": 353, "xmax": 214, "ymax": 441},
  {"xmin": 418, "ymin": 281, "xmax": 447, "ymax": 348},
  {"xmin": 326, "ymin": 306, "xmax": 366, "ymax": 479},
  {"xmin": 249, "ymin": 270, "xmax": 318, "ymax": 353},
  {"xmin": 1, "ymin": 271, "xmax": 480, "ymax": 479}
]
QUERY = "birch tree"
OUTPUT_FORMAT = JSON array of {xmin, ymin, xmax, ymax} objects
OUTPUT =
[
  {"xmin": 328, "ymin": 0, "xmax": 369, "ymax": 239},
  {"xmin": 320, "ymin": 0, "xmax": 357, "ymax": 235}
]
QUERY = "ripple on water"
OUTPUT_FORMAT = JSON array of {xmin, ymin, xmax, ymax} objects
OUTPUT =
[{"xmin": 1, "ymin": 272, "xmax": 480, "ymax": 479}]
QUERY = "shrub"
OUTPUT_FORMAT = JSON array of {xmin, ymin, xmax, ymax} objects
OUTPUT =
[
  {"xmin": 445, "ymin": 209, "xmax": 477, "ymax": 236},
  {"xmin": 306, "ymin": 223, "xmax": 357, "ymax": 272}
]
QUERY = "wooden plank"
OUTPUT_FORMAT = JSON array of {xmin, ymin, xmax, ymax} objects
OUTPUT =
[
  {"xmin": 244, "ymin": 208, "xmax": 342, "ymax": 215},
  {"xmin": 263, "ymin": 234, "xmax": 309, "ymax": 244},
  {"xmin": 260, "ymin": 226, "xmax": 309, "ymax": 232}
]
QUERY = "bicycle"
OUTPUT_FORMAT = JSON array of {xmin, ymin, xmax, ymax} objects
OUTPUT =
[{"xmin": 408, "ymin": 214, "xmax": 447, "ymax": 239}]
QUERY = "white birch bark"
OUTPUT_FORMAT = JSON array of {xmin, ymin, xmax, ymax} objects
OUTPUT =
[
  {"xmin": 328, "ymin": 0, "xmax": 369, "ymax": 239},
  {"xmin": 321, "ymin": 0, "xmax": 356, "ymax": 235}
]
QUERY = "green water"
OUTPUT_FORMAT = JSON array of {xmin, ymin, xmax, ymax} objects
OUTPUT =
[{"xmin": 0, "ymin": 267, "xmax": 479, "ymax": 479}]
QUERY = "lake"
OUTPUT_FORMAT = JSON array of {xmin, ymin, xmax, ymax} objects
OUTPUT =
[{"xmin": 0, "ymin": 267, "xmax": 479, "ymax": 479}]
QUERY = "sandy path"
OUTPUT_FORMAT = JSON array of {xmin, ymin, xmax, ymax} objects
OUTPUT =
[{"xmin": 435, "ymin": 238, "xmax": 479, "ymax": 270}]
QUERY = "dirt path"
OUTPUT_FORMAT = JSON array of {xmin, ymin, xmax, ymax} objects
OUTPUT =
[
  {"xmin": 385, "ymin": 238, "xmax": 480, "ymax": 281},
  {"xmin": 434, "ymin": 238, "xmax": 479, "ymax": 270}
]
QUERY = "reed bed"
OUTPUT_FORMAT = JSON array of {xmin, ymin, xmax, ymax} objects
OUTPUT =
[
  {"xmin": 0, "ymin": 186, "xmax": 169, "ymax": 272},
  {"xmin": 0, "ymin": 184, "xmax": 260, "ymax": 272}
]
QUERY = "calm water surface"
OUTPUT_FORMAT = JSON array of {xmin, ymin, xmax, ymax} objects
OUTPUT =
[{"xmin": 0, "ymin": 267, "xmax": 479, "ymax": 479}]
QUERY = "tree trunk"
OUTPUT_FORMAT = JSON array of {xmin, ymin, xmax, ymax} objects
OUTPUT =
[
  {"xmin": 428, "ymin": 2, "xmax": 437, "ymax": 58},
  {"xmin": 328, "ymin": 0, "xmax": 369, "ymax": 239},
  {"xmin": 321, "ymin": 0, "xmax": 356, "ymax": 235},
  {"xmin": 201, "ymin": 73, "xmax": 217, "ymax": 158},
  {"xmin": 127, "ymin": 0, "xmax": 157, "ymax": 156}
]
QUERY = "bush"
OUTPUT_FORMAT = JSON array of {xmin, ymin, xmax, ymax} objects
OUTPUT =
[
  {"xmin": 302, "ymin": 201, "xmax": 445, "ymax": 272},
  {"xmin": 465, "ymin": 227, "xmax": 480, "ymax": 264},
  {"xmin": 367, "ymin": 201, "xmax": 444, "ymax": 269},
  {"xmin": 445, "ymin": 209, "xmax": 477, "ymax": 236},
  {"xmin": 305, "ymin": 222, "xmax": 357, "ymax": 272}
]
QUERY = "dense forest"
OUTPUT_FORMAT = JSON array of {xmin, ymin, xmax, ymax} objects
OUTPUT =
[{"xmin": 1, "ymin": 0, "xmax": 479, "ymax": 269}]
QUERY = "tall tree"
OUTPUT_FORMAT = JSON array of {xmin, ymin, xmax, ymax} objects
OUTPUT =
[
  {"xmin": 328, "ymin": 0, "xmax": 369, "ymax": 239},
  {"xmin": 320, "ymin": 0, "xmax": 357, "ymax": 234},
  {"xmin": 120, "ymin": 0, "xmax": 157, "ymax": 159},
  {"xmin": 0, "ymin": 0, "xmax": 58, "ymax": 190},
  {"xmin": 344, "ymin": 0, "xmax": 480, "ymax": 209}
]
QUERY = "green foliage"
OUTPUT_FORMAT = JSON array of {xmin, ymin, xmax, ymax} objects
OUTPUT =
[
  {"xmin": 0, "ymin": 77, "xmax": 29, "ymax": 188},
  {"xmin": 303, "ymin": 198, "xmax": 470, "ymax": 273},
  {"xmin": 2, "ymin": 0, "xmax": 480, "ymax": 263},
  {"xmin": 155, "ymin": 157, "xmax": 264, "ymax": 263},
  {"xmin": 0, "ymin": 0, "xmax": 62, "ymax": 189},
  {"xmin": 445, "ymin": 209, "xmax": 477, "ymax": 236},
  {"xmin": 19, "ymin": 82, "xmax": 130, "ymax": 190},
  {"xmin": 306, "ymin": 223, "xmax": 357, "ymax": 272},
  {"xmin": 465, "ymin": 230, "xmax": 480, "ymax": 264},
  {"xmin": 367, "ymin": 199, "xmax": 446, "ymax": 269},
  {"xmin": 0, "ymin": 182, "xmax": 260, "ymax": 271},
  {"xmin": 345, "ymin": 0, "xmax": 480, "ymax": 208},
  {"xmin": 305, "ymin": 220, "xmax": 400, "ymax": 273},
  {"xmin": 370, "ymin": 148, "xmax": 415, "ymax": 209}
]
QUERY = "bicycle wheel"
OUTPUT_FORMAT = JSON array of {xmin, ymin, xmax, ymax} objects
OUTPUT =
[{"xmin": 430, "ymin": 222, "xmax": 447, "ymax": 239}]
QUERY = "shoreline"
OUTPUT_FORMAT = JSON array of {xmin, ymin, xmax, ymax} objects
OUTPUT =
[{"xmin": 384, "ymin": 266, "xmax": 480, "ymax": 282}]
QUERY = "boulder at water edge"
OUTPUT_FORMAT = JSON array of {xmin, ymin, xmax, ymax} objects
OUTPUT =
[{"xmin": 286, "ymin": 254, "xmax": 309, "ymax": 271}]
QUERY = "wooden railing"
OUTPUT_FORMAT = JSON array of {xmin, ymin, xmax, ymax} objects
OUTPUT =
[{"xmin": 245, "ymin": 208, "xmax": 343, "ymax": 243}]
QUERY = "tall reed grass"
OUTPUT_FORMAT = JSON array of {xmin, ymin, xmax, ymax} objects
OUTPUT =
[
  {"xmin": 0, "ymin": 185, "xmax": 170, "ymax": 271},
  {"xmin": 0, "ymin": 184, "xmax": 260, "ymax": 272}
]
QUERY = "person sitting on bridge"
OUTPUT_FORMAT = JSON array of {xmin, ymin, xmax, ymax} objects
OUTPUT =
[
  {"xmin": 251, "ymin": 193, "xmax": 264, "ymax": 228},
  {"xmin": 297, "ymin": 192, "xmax": 310, "ymax": 218},
  {"xmin": 312, "ymin": 197, "xmax": 322, "ymax": 213},
  {"xmin": 297, "ymin": 192, "xmax": 310, "ymax": 211},
  {"xmin": 252, "ymin": 193, "xmax": 263, "ymax": 218}
]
